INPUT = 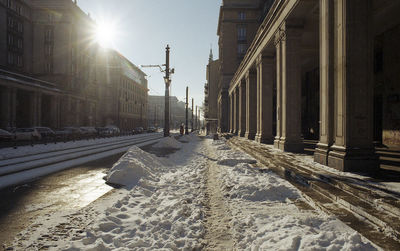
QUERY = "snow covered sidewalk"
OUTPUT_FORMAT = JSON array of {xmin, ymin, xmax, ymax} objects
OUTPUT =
[{"xmin": 9, "ymin": 134, "xmax": 378, "ymax": 250}]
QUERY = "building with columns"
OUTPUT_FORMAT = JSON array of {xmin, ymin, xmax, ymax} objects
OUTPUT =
[
  {"xmin": 216, "ymin": 0, "xmax": 265, "ymax": 133},
  {"xmin": 226, "ymin": 0, "xmax": 400, "ymax": 172},
  {"xmin": 204, "ymin": 49, "xmax": 219, "ymax": 135}
]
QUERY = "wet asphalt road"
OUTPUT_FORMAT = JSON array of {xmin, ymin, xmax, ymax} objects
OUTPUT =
[{"xmin": 0, "ymin": 153, "xmax": 123, "ymax": 248}]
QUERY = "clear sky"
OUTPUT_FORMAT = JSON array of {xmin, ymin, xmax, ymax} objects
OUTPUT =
[{"xmin": 77, "ymin": 0, "xmax": 221, "ymax": 111}]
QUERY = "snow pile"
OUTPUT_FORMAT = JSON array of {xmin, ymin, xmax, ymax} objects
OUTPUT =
[
  {"xmin": 152, "ymin": 136, "xmax": 182, "ymax": 149},
  {"xmin": 105, "ymin": 146, "xmax": 164, "ymax": 188},
  {"xmin": 57, "ymin": 136, "xmax": 206, "ymax": 251},
  {"xmin": 178, "ymin": 133, "xmax": 200, "ymax": 143}
]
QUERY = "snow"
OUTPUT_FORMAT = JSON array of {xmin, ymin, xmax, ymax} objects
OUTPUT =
[
  {"xmin": 9, "ymin": 134, "xmax": 379, "ymax": 251},
  {"xmin": 152, "ymin": 136, "xmax": 182, "ymax": 149},
  {"xmin": 0, "ymin": 137, "xmax": 162, "ymax": 190},
  {"xmin": 0, "ymin": 133, "xmax": 159, "ymax": 161},
  {"xmin": 105, "ymin": 146, "xmax": 167, "ymax": 188}
]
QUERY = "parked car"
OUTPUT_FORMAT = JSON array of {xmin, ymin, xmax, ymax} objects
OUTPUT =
[
  {"xmin": 80, "ymin": 127, "xmax": 97, "ymax": 137},
  {"xmin": 0, "ymin": 129, "xmax": 14, "ymax": 142},
  {"xmin": 104, "ymin": 126, "xmax": 120, "ymax": 136},
  {"xmin": 61, "ymin": 127, "xmax": 83, "ymax": 138},
  {"xmin": 14, "ymin": 128, "xmax": 42, "ymax": 141},
  {"xmin": 147, "ymin": 127, "xmax": 157, "ymax": 133},
  {"xmin": 133, "ymin": 127, "xmax": 144, "ymax": 134},
  {"xmin": 34, "ymin": 127, "xmax": 55, "ymax": 139}
]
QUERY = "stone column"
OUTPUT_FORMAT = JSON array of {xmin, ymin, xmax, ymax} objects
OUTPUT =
[
  {"xmin": 274, "ymin": 33, "xmax": 283, "ymax": 149},
  {"xmin": 256, "ymin": 54, "xmax": 274, "ymax": 144},
  {"xmin": 278, "ymin": 21, "xmax": 303, "ymax": 152},
  {"xmin": 238, "ymin": 80, "xmax": 246, "ymax": 137},
  {"xmin": 234, "ymin": 87, "xmax": 239, "ymax": 135},
  {"xmin": 245, "ymin": 70, "xmax": 257, "ymax": 140},
  {"xmin": 328, "ymin": 0, "xmax": 378, "ymax": 172},
  {"xmin": 1, "ymin": 88, "xmax": 10, "ymax": 128},
  {"xmin": 229, "ymin": 93, "xmax": 234, "ymax": 133},
  {"xmin": 51, "ymin": 95, "xmax": 60, "ymax": 128},
  {"xmin": 30, "ymin": 92, "xmax": 41, "ymax": 126},
  {"xmin": 315, "ymin": 0, "xmax": 335, "ymax": 165}
]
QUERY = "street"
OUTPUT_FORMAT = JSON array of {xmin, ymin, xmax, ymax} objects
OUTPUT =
[
  {"xmin": 3, "ymin": 134, "xmax": 381, "ymax": 250},
  {"xmin": 0, "ymin": 154, "xmax": 122, "ymax": 248}
]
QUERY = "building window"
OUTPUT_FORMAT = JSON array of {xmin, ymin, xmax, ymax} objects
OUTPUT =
[
  {"xmin": 45, "ymin": 61, "xmax": 53, "ymax": 73},
  {"xmin": 237, "ymin": 26, "xmax": 246, "ymax": 42},
  {"xmin": 238, "ymin": 11, "xmax": 246, "ymax": 20},
  {"xmin": 17, "ymin": 38, "xmax": 22, "ymax": 49},
  {"xmin": 7, "ymin": 34, "xmax": 14, "ymax": 46},
  {"xmin": 17, "ymin": 55, "xmax": 22, "ymax": 67},
  {"xmin": 238, "ymin": 44, "xmax": 247, "ymax": 56},
  {"xmin": 45, "ymin": 27, "xmax": 54, "ymax": 42},
  {"xmin": 7, "ymin": 16, "xmax": 13, "ymax": 27},
  {"xmin": 8, "ymin": 52, "xmax": 13, "ymax": 65},
  {"xmin": 45, "ymin": 44, "xmax": 53, "ymax": 56},
  {"xmin": 17, "ymin": 22, "xmax": 23, "ymax": 33}
]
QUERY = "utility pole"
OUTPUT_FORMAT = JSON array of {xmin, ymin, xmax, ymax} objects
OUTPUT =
[
  {"xmin": 140, "ymin": 45, "xmax": 174, "ymax": 136},
  {"xmin": 164, "ymin": 45, "xmax": 171, "ymax": 137},
  {"xmin": 185, "ymin": 87, "xmax": 189, "ymax": 135},
  {"xmin": 191, "ymin": 98, "xmax": 194, "ymax": 132},
  {"xmin": 195, "ymin": 105, "xmax": 198, "ymax": 131}
]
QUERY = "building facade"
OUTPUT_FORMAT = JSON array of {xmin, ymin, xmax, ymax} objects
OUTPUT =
[
  {"xmin": 204, "ymin": 49, "xmax": 219, "ymax": 135},
  {"xmin": 225, "ymin": 0, "xmax": 400, "ymax": 172},
  {"xmin": 0, "ymin": 0, "xmax": 147, "ymax": 131},
  {"xmin": 147, "ymin": 95, "xmax": 189, "ymax": 130},
  {"xmin": 97, "ymin": 50, "xmax": 148, "ymax": 131},
  {"xmin": 216, "ymin": 0, "xmax": 265, "ymax": 132}
]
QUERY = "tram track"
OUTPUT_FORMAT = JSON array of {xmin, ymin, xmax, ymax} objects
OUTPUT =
[
  {"xmin": 228, "ymin": 136, "xmax": 400, "ymax": 250},
  {"xmin": 0, "ymin": 134, "xmax": 163, "ymax": 189}
]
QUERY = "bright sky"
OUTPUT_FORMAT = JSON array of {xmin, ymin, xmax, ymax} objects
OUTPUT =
[{"xmin": 77, "ymin": 0, "xmax": 221, "ymax": 110}]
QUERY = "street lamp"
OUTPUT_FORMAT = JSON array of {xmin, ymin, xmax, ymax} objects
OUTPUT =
[{"xmin": 141, "ymin": 45, "xmax": 174, "ymax": 137}]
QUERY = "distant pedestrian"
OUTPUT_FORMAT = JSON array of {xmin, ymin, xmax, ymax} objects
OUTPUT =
[{"xmin": 180, "ymin": 124, "xmax": 184, "ymax": 135}]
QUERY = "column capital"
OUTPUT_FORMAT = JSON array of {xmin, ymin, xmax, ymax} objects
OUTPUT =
[{"xmin": 256, "ymin": 54, "xmax": 274, "ymax": 66}]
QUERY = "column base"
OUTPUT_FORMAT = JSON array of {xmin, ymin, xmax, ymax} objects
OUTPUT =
[
  {"xmin": 245, "ymin": 132, "xmax": 256, "ymax": 140},
  {"xmin": 239, "ymin": 130, "xmax": 246, "ymax": 137},
  {"xmin": 314, "ymin": 143, "xmax": 330, "ymax": 165},
  {"xmin": 255, "ymin": 133, "xmax": 274, "ymax": 144},
  {"xmin": 278, "ymin": 139, "xmax": 304, "ymax": 153},
  {"xmin": 328, "ymin": 145, "xmax": 379, "ymax": 173},
  {"xmin": 274, "ymin": 137, "xmax": 281, "ymax": 149}
]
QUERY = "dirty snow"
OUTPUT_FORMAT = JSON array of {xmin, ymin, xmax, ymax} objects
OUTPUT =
[
  {"xmin": 152, "ymin": 136, "xmax": 182, "ymax": 149},
  {"xmin": 8, "ymin": 134, "xmax": 379, "ymax": 250}
]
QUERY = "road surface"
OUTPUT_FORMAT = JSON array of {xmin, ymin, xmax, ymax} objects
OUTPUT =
[{"xmin": 0, "ymin": 153, "xmax": 122, "ymax": 248}]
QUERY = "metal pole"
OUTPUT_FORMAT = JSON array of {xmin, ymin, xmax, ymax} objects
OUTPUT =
[
  {"xmin": 185, "ymin": 87, "xmax": 189, "ymax": 135},
  {"xmin": 195, "ymin": 105, "xmax": 198, "ymax": 131},
  {"xmin": 191, "ymin": 98, "xmax": 194, "ymax": 132},
  {"xmin": 164, "ymin": 45, "xmax": 170, "ymax": 137}
]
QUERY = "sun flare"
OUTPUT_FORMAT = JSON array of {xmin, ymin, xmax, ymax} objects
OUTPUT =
[{"xmin": 94, "ymin": 21, "xmax": 116, "ymax": 48}]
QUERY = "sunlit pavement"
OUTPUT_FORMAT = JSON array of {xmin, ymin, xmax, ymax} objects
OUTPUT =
[{"xmin": 0, "ymin": 154, "xmax": 122, "ymax": 247}]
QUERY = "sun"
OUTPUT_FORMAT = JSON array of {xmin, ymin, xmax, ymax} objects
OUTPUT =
[{"xmin": 94, "ymin": 21, "xmax": 116, "ymax": 48}]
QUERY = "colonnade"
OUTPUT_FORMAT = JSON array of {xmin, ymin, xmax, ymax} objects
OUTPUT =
[{"xmin": 228, "ymin": 0, "xmax": 378, "ymax": 172}]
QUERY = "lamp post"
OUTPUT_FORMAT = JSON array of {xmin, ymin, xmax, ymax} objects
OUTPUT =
[{"xmin": 140, "ymin": 45, "xmax": 174, "ymax": 137}]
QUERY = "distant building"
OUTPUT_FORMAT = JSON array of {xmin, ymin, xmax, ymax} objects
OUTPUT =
[
  {"xmin": 204, "ymin": 49, "xmax": 219, "ymax": 134},
  {"xmin": 97, "ymin": 50, "xmax": 148, "ymax": 131},
  {"xmin": 148, "ymin": 95, "xmax": 189, "ymax": 130}
]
